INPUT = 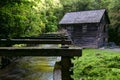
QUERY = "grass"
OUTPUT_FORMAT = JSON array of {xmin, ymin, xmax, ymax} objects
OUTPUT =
[{"xmin": 72, "ymin": 49, "xmax": 120, "ymax": 80}]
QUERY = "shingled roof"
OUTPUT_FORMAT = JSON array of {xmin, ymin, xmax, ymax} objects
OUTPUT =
[{"xmin": 59, "ymin": 9, "xmax": 109, "ymax": 24}]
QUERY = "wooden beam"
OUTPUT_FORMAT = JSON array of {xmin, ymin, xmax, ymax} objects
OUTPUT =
[
  {"xmin": 0, "ymin": 47, "xmax": 82, "ymax": 56},
  {"xmin": 13, "ymin": 36, "xmax": 68, "ymax": 39},
  {"xmin": 0, "ymin": 39, "xmax": 72, "ymax": 44}
]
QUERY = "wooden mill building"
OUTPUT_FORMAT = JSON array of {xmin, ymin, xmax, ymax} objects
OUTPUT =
[{"xmin": 59, "ymin": 9, "xmax": 110, "ymax": 48}]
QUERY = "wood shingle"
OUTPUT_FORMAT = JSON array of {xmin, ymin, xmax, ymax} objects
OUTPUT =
[{"xmin": 59, "ymin": 9, "xmax": 110, "ymax": 24}]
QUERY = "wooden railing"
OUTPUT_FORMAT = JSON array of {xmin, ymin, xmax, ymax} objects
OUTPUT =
[{"xmin": 0, "ymin": 33, "xmax": 82, "ymax": 80}]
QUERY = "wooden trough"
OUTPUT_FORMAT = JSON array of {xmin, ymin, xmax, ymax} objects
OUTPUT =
[{"xmin": 0, "ymin": 33, "xmax": 82, "ymax": 80}]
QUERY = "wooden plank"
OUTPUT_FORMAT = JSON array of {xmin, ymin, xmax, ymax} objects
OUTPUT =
[
  {"xmin": 13, "ymin": 36, "xmax": 69, "ymax": 39},
  {"xmin": 0, "ymin": 39, "xmax": 72, "ymax": 44},
  {"xmin": 12, "ymin": 34, "xmax": 69, "ymax": 39},
  {"xmin": 0, "ymin": 47, "xmax": 82, "ymax": 56}
]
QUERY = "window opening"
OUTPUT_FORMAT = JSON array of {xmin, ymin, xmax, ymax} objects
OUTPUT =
[{"xmin": 82, "ymin": 25, "xmax": 87, "ymax": 33}]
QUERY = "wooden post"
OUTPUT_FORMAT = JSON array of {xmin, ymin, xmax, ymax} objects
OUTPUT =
[
  {"xmin": 1, "ymin": 42, "xmax": 12, "ymax": 69},
  {"xmin": 61, "ymin": 43, "xmax": 74, "ymax": 80},
  {"xmin": 61, "ymin": 56, "xmax": 73, "ymax": 80}
]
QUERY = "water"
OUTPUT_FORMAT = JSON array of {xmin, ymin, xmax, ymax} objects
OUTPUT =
[
  {"xmin": 0, "ymin": 44, "xmax": 62, "ymax": 80},
  {"xmin": 0, "ymin": 57, "xmax": 58, "ymax": 80}
]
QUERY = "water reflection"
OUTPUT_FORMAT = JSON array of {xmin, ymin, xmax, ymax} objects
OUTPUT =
[{"xmin": 0, "ymin": 57, "xmax": 57, "ymax": 80}]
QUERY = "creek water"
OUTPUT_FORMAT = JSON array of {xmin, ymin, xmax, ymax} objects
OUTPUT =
[
  {"xmin": 0, "ymin": 57, "xmax": 59, "ymax": 80},
  {"xmin": 0, "ymin": 45, "xmax": 61, "ymax": 80}
]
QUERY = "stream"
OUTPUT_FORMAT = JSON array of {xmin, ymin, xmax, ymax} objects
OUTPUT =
[
  {"xmin": 0, "ymin": 45, "xmax": 61, "ymax": 80},
  {"xmin": 0, "ymin": 57, "xmax": 59, "ymax": 80}
]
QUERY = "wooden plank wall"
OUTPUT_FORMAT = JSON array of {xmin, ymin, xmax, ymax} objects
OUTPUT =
[{"xmin": 65, "ymin": 24, "xmax": 98, "ymax": 48}]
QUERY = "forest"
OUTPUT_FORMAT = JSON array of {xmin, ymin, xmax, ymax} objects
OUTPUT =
[{"xmin": 0, "ymin": 0, "xmax": 120, "ymax": 45}]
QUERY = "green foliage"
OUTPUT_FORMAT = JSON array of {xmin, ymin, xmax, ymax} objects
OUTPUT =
[
  {"xmin": 0, "ymin": 0, "xmax": 61, "ymax": 38},
  {"xmin": 32, "ymin": 0, "xmax": 62, "ymax": 33},
  {"xmin": 108, "ymin": 0, "xmax": 120, "ymax": 45},
  {"xmin": 72, "ymin": 49, "xmax": 120, "ymax": 80},
  {"xmin": 60, "ymin": 0, "xmax": 93, "ymax": 14},
  {"xmin": 0, "ymin": 0, "xmax": 120, "ymax": 44},
  {"xmin": 0, "ymin": 1, "xmax": 42, "ymax": 38}
]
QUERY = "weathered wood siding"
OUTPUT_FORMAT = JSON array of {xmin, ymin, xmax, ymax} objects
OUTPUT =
[
  {"xmin": 62, "ymin": 15, "xmax": 108, "ymax": 48},
  {"xmin": 97, "ymin": 14, "xmax": 108, "ymax": 47},
  {"xmin": 63, "ymin": 24, "xmax": 98, "ymax": 48}
]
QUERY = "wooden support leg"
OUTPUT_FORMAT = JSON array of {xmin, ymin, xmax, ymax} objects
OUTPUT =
[
  {"xmin": 61, "ymin": 57, "xmax": 73, "ymax": 80},
  {"xmin": 1, "ymin": 56, "xmax": 11, "ymax": 69}
]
